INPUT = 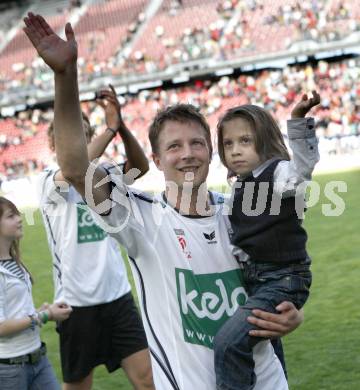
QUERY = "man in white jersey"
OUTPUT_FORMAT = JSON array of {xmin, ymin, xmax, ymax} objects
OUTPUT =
[
  {"xmin": 37, "ymin": 87, "xmax": 155, "ymax": 390},
  {"xmin": 25, "ymin": 13, "xmax": 303, "ymax": 390}
]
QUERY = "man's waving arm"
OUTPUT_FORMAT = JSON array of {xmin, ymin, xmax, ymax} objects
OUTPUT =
[{"xmin": 24, "ymin": 13, "xmax": 111, "ymax": 212}]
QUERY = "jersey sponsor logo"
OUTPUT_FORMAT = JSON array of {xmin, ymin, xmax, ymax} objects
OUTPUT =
[
  {"xmin": 178, "ymin": 236, "xmax": 186, "ymax": 251},
  {"xmin": 175, "ymin": 268, "xmax": 247, "ymax": 348},
  {"xmin": 174, "ymin": 228, "xmax": 185, "ymax": 236},
  {"xmin": 203, "ymin": 230, "xmax": 217, "ymax": 244},
  {"xmin": 77, "ymin": 203, "xmax": 107, "ymax": 243},
  {"xmin": 174, "ymin": 229, "xmax": 192, "ymax": 259},
  {"xmin": 216, "ymin": 195, "xmax": 225, "ymax": 204}
]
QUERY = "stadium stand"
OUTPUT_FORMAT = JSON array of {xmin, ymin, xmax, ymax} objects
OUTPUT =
[
  {"xmin": 74, "ymin": 0, "xmax": 148, "ymax": 80},
  {"xmin": 0, "ymin": 0, "xmax": 359, "ymax": 184},
  {"xmin": 1, "ymin": 0, "xmax": 359, "ymax": 94},
  {"xmin": 1, "ymin": 56, "xmax": 359, "ymax": 180}
]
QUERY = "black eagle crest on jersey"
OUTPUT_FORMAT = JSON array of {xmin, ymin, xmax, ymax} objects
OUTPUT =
[{"xmin": 203, "ymin": 231, "xmax": 216, "ymax": 241}]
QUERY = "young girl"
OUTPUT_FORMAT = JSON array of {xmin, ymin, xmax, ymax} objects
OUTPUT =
[
  {"xmin": 0, "ymin": 196, "xmax": 72, "ymax": 389},
  {"xmin": 213, "ymin": 92, "xmax": 320, "ymax": 390}
]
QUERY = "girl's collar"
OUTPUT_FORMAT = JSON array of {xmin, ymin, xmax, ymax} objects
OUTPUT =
[{"xmin": 238, "ymin": 157, "xmax": 280, "ymax": 180}]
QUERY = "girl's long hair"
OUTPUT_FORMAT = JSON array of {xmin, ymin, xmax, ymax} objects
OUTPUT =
[
  {"xmin": 0, "ymin": 197, "xmax": 33, "ymax": 283},
  {"xmin": 217, "ymin": 105, "xmax": 291, "ymax": 176}
]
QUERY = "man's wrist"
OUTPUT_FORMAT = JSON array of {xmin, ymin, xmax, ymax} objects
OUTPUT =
[
  {"xmin": 54, "ymin": 63, "xmax": 78, "ymax": 78},
  {"xmin": 117, "ymin": 124, "xmax": 129, "ymax": 134},
  {"xmin": 106, "ymin": 127, "xmax": 117, "ymax": 137}
]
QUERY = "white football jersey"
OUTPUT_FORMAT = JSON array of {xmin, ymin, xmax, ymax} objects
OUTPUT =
[
  {"xmin": 93, "ymin": 167, "xmax": 288, "ymax": 390},
  {"xmin": 37, "ymin": 168, "xmax": 130, "ymax": 306}
]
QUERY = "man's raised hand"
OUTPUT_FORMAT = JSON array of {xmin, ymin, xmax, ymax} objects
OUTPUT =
[
  {"xmin": 23, "ymin": 12, "xmax": 77, "ymax": 73},
  {"xmin": 96, "ymin": 84, "xmax": 125, "ymax": 132}
]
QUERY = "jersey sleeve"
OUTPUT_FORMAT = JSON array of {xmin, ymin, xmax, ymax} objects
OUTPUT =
[
  {"xmin": 37, "ymin": 168, "xmax": 71, "ymax": 206},
  {"xmin": 274, "ymin": 117, "xmax": 320, "ymax": 197},
  {"xmin": 89, "ymin": 163, "xmax": 147, "ymax": 257}
]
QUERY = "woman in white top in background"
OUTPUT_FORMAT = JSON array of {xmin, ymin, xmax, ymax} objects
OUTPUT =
[{"xmin": 0, "ymin": 196, "xmax": 72, "ymax": 389}]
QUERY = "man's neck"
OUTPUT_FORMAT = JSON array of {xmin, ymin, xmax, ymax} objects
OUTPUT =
[{"xmin": 165, "ymin": 184, "xmax": 212, "ymax": 216}]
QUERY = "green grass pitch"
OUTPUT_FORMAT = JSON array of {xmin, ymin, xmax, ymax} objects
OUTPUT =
[{"xmin": 20, "ymin": 169, "xmax": 360, "ymax": 389}]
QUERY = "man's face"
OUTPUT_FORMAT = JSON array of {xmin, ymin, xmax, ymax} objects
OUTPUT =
[{"xmin": 153, "ymin": 120, "xmax": 211, "ymax": 190}]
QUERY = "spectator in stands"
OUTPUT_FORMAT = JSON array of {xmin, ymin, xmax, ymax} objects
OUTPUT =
[
  {"xmin": 37, "ymin": 85, "xmax": 154, "ymax": 390},
  {"xmin": 69, "ymin": 0, "xmax": 82, "ymax": 9},
  {"xmin": 2, "ymin": 7, "xmax": 360, "ymax": 179},
  {"xmin": 1, "ymin": 0, "xmax": 360, "ymax": 92}
]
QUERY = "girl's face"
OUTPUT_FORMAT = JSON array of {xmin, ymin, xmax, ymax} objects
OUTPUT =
[
  {"xmin": 0, "ymin": 206, "xmax": 23, "ymax": 241},
  {"xmin": 222, "ymin": 117, "xmax": 262, "ymax": 176}
]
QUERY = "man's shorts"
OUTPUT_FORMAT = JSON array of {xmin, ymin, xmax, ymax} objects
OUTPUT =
[{"xmin": 56, "ymin": 292, "xmax": 148, "ymax": 383}]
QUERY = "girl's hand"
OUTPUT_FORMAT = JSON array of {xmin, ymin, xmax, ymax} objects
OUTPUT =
[
  {"xmin": 37, "ymin": 302, "xmax": 50, "ymax": 311},
  {"xmin": 23, "ymin": 12, "xmax": 77, "ymax": 73},
  {"xmin": 247, "ymin": 301, "xmax": 304, "ymax": 338},
  {"xmin": 48, "ymin": 302, "xmax": 73, "ymax": 322},
  {"xmin": 291, "ymin": 90, "xmax": 320, "ymax": 119}
]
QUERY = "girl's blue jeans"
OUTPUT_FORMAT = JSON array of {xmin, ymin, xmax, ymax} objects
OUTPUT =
[{"xmin": 0, "ymin": 355, "xmax": 59, "ymax": 390}]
